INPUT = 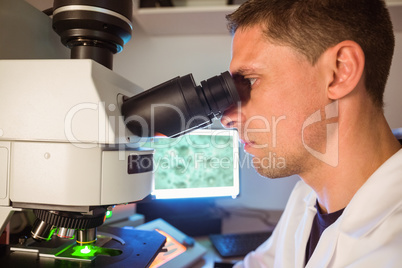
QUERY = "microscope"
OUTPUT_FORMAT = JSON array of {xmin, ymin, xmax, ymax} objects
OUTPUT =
[{"xmin": 0, "ymin": 0, "xmax": 239, "ymax": 266}]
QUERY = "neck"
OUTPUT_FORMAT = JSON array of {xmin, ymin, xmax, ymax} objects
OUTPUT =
[{"xmin": 301, "ymin": 100, "xmax": 401, "ymax": 214}]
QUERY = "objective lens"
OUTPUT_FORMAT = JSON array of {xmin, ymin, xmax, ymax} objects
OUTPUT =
[
  {"xmin": 57, "ymin": 227, "xmax": 76, "ymax": 239},
  {"xmin": 122, "ymin": 71, "xmax": 239, "ymax": 138},
  {"xmin": 31, "ymin": 219, "xmax": 55, "ymax": 241},
  {"xmin": 31, "ymin": 208, "xmax": 107, "ymax": 242},
  {"xmin": 76, "ymin": 228, "xmax": 97, "ymax": 245}
]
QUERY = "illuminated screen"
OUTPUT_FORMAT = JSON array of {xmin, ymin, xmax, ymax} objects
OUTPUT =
[{"xmin": 142, "ymin": 129, "xmax": 239, "ymax": 199}]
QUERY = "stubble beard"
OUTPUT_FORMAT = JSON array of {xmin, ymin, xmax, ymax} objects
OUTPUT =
[
  {"xmin": 254, "ymin": 158, "xmax": 303, "ymax": 179},
  {"xmin": 250, "ymin": 147, "xmax": 305, "ymax": 179},
  {"xmin": 251, "ymin": 123, "xmax": 330, "ymax": 179}
]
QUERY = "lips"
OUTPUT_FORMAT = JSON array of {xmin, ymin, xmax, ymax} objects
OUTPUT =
[
  {"xmin": 240, "ymin": 138, "xmax": 255, "ymax": 151},
  {"xmin": 239, "ymin": 138, "xmax": 249, "ymax": 145}
]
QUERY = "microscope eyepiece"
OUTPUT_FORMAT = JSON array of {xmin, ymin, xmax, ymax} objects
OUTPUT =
[
  {"xmin": 121, "ymin": 71, "xmax": 240, "ymax": 138},
  {"xmin": 52, "ymin": 0, "xmax": 133, "ymax": 69}
]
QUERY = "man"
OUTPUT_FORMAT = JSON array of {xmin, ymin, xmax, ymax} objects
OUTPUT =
[{"xmin": 221, "ymin": 0, "xmax": 402, "ymax": 267}]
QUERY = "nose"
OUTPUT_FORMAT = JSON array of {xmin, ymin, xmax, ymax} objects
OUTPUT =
[{"xmin": 220, "ymin": 102, "xmax": 244, "ymax": 129}]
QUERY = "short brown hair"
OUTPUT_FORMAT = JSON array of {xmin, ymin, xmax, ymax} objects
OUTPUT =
[{"xmin": 227, "ymin": 0, "xmax": 395, "ymax": 108}]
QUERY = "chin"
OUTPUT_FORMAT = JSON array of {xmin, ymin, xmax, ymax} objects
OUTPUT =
[
  {"xmin": 251, "ymin": 151, "xmax": 303, "ymax": 179},
  {"xmin": 255, "ymin": 167, "xmax": 291, "ymax": 179}
]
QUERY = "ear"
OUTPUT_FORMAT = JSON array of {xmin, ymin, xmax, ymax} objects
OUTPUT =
[{"xmin": 325, "ymin": 41, "xmax": 365, "ymax": 100}]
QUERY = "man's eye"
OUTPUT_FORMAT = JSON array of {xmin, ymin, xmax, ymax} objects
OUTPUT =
[
  {"xmin": 248, "ymin": 78, "xmax": 257, "ymax": 86},
  {"xmin": 232, "ymin": 74, "xmax": 252, "ymax": 103}
]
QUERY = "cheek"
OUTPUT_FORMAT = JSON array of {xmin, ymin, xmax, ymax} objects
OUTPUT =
[
  {"xmin": 241, "ymin": 99, "xmax": 293, "ymax": 146},
  {"xmin": 242, "ymin": 68, "xmax": 325, "ymax": 141},
  {"xmin": 245, "ymin": 97, "xmax": 318, "ymax": 148}
]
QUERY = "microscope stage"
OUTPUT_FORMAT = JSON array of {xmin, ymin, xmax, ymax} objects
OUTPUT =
[{"xmin": 0, "ymin": 227, "xmax": 166, "ymax": 268}]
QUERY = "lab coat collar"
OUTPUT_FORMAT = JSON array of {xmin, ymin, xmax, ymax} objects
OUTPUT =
[
  {"xmin": 295, "ymin": 185, "xmax": 317, "ymax": 267},
  {"xmin": 306, "ymin": 149, "xmax": 402, "ymax": 267},
  {"xmin": 339, "ymin": 148, "xmax": 402, "ymax": 237}
]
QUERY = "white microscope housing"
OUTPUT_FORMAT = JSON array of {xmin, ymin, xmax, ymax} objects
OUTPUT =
[
  {"xmin": 0, "ymin": 59, "xmax": 153, "ymax": 238},
  {"xmin": 0, "ymin": 0, "xmax": 157, "ymax": 245},
  {"xmin": 0, "ymin": 0, "xmax": 238, "ymax": 253}
]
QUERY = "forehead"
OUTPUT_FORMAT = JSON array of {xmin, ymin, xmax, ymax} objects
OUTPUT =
[
  {"xmin": 232, "ymin": 25, "xmax": 267, "ymax": 50},
  {"xmin": 230, "ymin": 25, "xmax": 309, "ymax": 75},
  {"xmin": 230, "ymin": 26, "xmax": 268, "ymax": 72},
  {"xmin": 230, "ymin": 25, "xmax": 282, "ymax": 75}
]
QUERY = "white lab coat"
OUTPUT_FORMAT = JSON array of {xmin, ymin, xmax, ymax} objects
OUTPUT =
[{"xmin": 234, "ymin": 149, "xmax": 402, "ymax": 268}]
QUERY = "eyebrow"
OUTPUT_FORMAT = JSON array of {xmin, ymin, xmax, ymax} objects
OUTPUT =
[{"xmin": 232, "ymin": 67, "xmax": 256, "ymax": 77}]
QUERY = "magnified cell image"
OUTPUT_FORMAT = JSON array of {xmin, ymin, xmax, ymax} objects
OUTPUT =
[{"xmin": 143, "ymin": 134, "xmax": 235, "ymax": 190}]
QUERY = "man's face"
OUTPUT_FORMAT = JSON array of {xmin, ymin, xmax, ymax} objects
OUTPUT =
[{"xmin": 222, "ymin": 25, "xmax": 332, "ymax": 178}]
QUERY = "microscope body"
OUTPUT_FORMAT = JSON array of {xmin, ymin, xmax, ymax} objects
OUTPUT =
[
  {"xmin": 0, "ymin": 2, "xmax": 169, "ymax": 265},
  {"xmin": 0, "ymin": 1, "xmax": 238, "ymax": 265},
  {"xmin": 0, "ymin": 59, "xmax": 153, "ymax": 234}
]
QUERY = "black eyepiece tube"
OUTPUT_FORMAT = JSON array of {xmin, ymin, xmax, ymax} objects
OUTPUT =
[
  {"xmin": 52, "ymin": 0, "xmax": 133, "ymax": 69},
  {"xmin": 121, "ymin": 71, "xmax": 239, "ymax": 138}
]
